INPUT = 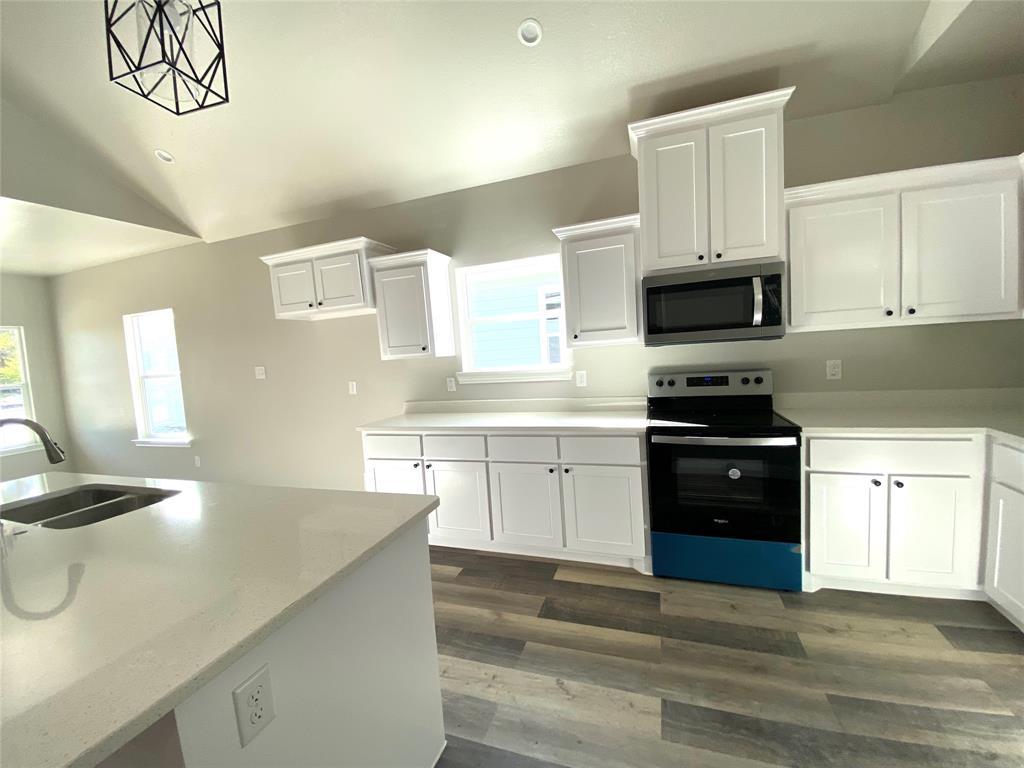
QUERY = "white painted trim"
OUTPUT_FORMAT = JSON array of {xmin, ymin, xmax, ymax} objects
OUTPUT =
[
  {"xmin": 455, "ymin": 369, "xmax": 574, "ymax": 385},
  {"xmin": 366, "ymin": 248, "xmax": 443, "ymax": 271},
  {"xmin": 627, "ymin": 86, "xmax": 794, "ymax": 156},
  {"xmin": 788, "ymin": 308, "xmax": 1024, "ymax": 333},
  {"xmin": 259, "ymin": 237, "xmax": 395, "ymax": 266},
  {"xmin": 804, "ymin": 573, "xmax": 985, "ymax": 600},
  {"xmin": 552, "ymin": 214, "xmax": 640, "ymax": 240},
  {"xmin": 785, "ymin": 155, "xmax": 1022, "ymax": 205},
  {"xmin": 132, "ymin": 438, "xmax": 193, "ymax": 448},
  {"xmin": 0, "ymin": 442, "xmax": 42, "ymax": 457}
]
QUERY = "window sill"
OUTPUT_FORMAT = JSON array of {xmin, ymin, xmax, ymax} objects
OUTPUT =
[
  {"xmin": 456, "ymin": 369, "xmax": 574, "ymax": 385},
  {"xmin": 132, "ymin": 438, "xmax": 193, "ymax": 448},
  {"xmin": 0, "ymin": 443, "xmax": 42, "ymax": 457}
]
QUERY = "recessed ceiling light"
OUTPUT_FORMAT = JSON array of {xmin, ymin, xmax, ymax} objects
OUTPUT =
[
  {"xmin": 154, "ymin": 149, "xmax": 175, "ymax": 164},
  {"xmin": 517, "ymin": 18, "xmax": 542, "ymax": 47}
]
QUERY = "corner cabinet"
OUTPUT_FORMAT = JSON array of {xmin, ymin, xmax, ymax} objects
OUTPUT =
[
  {"xmin": 553, "ymin": 215, "xmax": 641, "ymax": 347},
  {"xmin": 787, "ymin": 157, "xmax": 1023, "ymax": 332},
  {"xmin": 260, "ymin": 237, "xmax": 395, "ymax": 320},
  {"xmin": 368, "ymin": 250, "xmax": 456, "ymax": 360},
  {"xmin": 628, "ymin": 87, "xmax": 792, "ymax": 273},
  {"xmin": 985, "ymin": 439, "xmax": 1024, "ymax": 630}
]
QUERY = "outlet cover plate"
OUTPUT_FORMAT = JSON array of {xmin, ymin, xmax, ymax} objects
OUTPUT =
[
  {"xmin": 232, "ymin": 663, "xmax": 275, "ymax": 748},
  {"xmin": 826, "ymin": 360, "xmax": 842, "ymax": 380}
]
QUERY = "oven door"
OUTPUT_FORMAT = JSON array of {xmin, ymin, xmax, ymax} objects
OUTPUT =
[
  {"xmin": 643, "ymin": 266, "xmax": 783, "ymax": 344},
  {"xmin": 647, "ymin": 434, "xmax": 800, "ymax": 543}
]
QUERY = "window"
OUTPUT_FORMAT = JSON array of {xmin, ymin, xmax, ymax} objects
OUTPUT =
[
  {"xmin": 456, "ymin": 255, "xmax": 571, "ymax": 382},
  {"xmin": 0, "ymin": 326, "xmax": 37, "ymax": 452},
  {"xmin": 123, "ymin": 308, "xmax": 190, "ymax": 445}
]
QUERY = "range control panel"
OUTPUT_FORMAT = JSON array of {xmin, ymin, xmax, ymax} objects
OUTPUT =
[{"xmin": 647, "ymin": 370, "xmax": 773, "ymax": 397}]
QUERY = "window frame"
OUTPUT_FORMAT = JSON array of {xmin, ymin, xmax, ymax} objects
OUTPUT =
[
  {"xmin": 122, "ymin": 308, "xmax": 192, "ymax": 447},
  {"xmin": 455, "ymin": 255, "xmax": 573, "ymax": 384},
  {"xmin": 0, "ymin": 325, "xmax": 38, "ymax": 454}
]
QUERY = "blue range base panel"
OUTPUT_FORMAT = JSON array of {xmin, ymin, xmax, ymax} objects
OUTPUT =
[{"xmin": 651, "ymin": 532, "xmax": 803, "ymax": 592}]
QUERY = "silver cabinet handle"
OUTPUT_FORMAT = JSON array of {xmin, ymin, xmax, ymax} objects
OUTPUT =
[
  {"xmin": 650, "ymin": 435, "xmax": 797, "ymax": 447},
  {"xmin": 752, "ymin": 277, "xmax": 763, "ymax": 327}
]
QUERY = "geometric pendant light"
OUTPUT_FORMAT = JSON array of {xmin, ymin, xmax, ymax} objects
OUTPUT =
[{"xmin": 104, "ymin": 0, "xmax": 228, "ymax": 115}]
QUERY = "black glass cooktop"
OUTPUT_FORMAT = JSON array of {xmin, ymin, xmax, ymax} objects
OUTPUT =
[{"xmin": 647, "ymin": 394, "xmax": 801, "ymax": 436}]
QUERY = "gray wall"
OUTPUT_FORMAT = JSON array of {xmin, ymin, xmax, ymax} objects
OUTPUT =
[
  {"xmin": 51, "ymin": 76, "xmax": 1024, "ymax": 492},
  {"xmin": 0, "ymin": 274, "xmax": 73, "ymax": 479}
]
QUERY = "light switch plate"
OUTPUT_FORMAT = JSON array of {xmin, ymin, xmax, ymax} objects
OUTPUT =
[
  {"xmin": 575, "ymin": 370, "xmax": 588, "ymax": 387},
  {"xmin": 232, "ymin": 664, "xmax": 275, "ymax": 748},
  {"xmin": 348, "ymin": 381, "xmax": 358, "ymax": 395},
  {"xmin": 826, "ymin": 360, "xmax": 842, "ymax": 380},
  {"xmin": 254, "ymin": 366, "xmax": 266, "ymax": 380},
  {"xmin": 446, "ymin": 377, "xmax": 457, "ymax": 392}
]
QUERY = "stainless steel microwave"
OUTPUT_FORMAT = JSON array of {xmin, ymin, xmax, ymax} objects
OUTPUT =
[{"xmin": 642, "ymin": 261, "xmax": 785, "ymax": 345}]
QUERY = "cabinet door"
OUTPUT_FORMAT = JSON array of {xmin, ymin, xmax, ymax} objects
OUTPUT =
[
  {"xmin": 269, "ymin": 261, "xmax": 317, "ymax": 316},
  {"xmin": 563, "ymin": 233, "xmax": 638, "ymax": 346},
  {"xmin": 709, "ymin": 113, "xmax": 781, "ymax": 262},
  {"xmin": 313, "ymin": 253, "xmax": 365, "ymax": 309},
  {"xmin": 638, "ymin": 128, "xmax": 709, "ymax": 271},
  {"xmin": 562, "ymin": 465, "xmax": 644, "ymax": 557},
  {"xmin": 889, "ymin": 475, "xmax": 979, "ymax": 588},
  {"xmin": 424, "ymin": 461, "xmax": 491, "ymax": 541},
  {"xmin": 986, "ymin": 484, "xmax": 1024, "ymax": 624},
  {"xmin": 488, "ymin": 462, "xmax": 563, "ymax": 549},
  {"xmin": 901, "ymin": 180, "xmax": 1020, "ymax": 319},
  {"xmin": 374, "ymin": 265, "xmax": 431, "ymax": 358},
  {"xmin": 789, "ymin": 195, "xmax": 901, "ymax": 328},
  {"xmin": 364, "ymin": 459, "xmax": 424, "ymax": 494},
  {"xmin": 808, "ymin": 473, "xmax": 887, "ymax": 581}
]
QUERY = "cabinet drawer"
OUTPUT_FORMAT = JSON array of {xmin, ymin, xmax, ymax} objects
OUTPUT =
[
  {"xmin": 560, "ymin": 436, "xmax": 642, "ymax": 465},
  {"xmin": 363, "ymin": 434, "xmax": 422, "ymax": 459},
  {"xmin": 807, "ymin": 438, "xmax": 975, "ymax": 475},
  {"xmin": 992, "ymin": 442, "xmax": 1024, "ymax": 492},
  {"xmin": 488, "ymin": 436, "xmax": 558, "ymax": 463},
  {"xmin": 422, "ymin": 435, "xmax": 486, "ymax": 460}
]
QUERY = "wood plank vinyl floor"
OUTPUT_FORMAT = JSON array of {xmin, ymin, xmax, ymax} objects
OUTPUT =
[{"xmin": 429, "ymin": 548, "xmax": 1024, "ymax": 768}]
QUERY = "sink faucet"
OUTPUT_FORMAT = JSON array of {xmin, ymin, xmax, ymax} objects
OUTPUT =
[{"xmin": 0, "ymin": 419, "xmax": 66, "ymax": 464}]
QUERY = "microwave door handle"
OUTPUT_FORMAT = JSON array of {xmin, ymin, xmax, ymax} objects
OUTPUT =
[
  {"xmin": 650, "ymin": 435, "xmax": 798, "ymax": 447},
  {"xmin": 752, "ymin": 277, "xmax": 763, "ymax": 327}
]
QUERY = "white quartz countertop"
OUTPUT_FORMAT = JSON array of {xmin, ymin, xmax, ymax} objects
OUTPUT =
[
  {"xmin": 358, "ymin": 409, "xmax": 651, "ymax": 434},
  {"xmin": 777, "ymin": 406, "xmax": 1024, "ymax": 442},
  {"xmin": 0, "ymin": 472, "xmax": 438, "ymax": 768}
]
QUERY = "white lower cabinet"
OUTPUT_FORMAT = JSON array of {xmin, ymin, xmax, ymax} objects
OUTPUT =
[
  {"xmin": 562, "ymin": 465, "xmax": 645, "ymax": 557},
  {"xmin": 986, "ymin": 483, "xmax": 1024, "ymax": 626},
  {"xmin": 424, "ymin": 461, "xmax": 491, "ymax": 541},
  {"xmin": 888, "ymin": 475, "xmax": 978, "ymax": 588},
  {"xmin": 808, "ymin": 473, "xmax": 887, "ymax": 581},
  {"xmin": 488, "ymin": 462, "xmax": 564, "ymax": 549},
  {"xmin": 364, "ymin": 459, "xmax": 424, "ymax": 495}
]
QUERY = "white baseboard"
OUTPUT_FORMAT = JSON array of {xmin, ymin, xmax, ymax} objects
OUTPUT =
[
  {"xmin": 428, "ymin": 535, "xmax": 648, "ymax": 573},
  {"xmin": 986, "ymin": 593, "xmax": 1024, "ymax": 632},
  {"xmin": 804, "ymin": 573, "xmax": 985, "ymax": 601}
]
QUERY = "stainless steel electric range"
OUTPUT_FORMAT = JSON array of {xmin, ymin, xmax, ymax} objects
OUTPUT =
[{"xmin": 646, "ymin": 369, "xmax": 803, "ymax": 591}]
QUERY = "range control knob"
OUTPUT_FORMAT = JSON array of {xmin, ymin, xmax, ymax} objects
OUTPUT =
[
  {"xmin": 655, "ymin": 379, "xmax": 664, "ymax": 387},
  {"xmin": 667, "ymin": 379, "xmax": 675, "ymax": 387},
  {"xmin": 754, "ymin": 376, "xmax": 764, "ymax": 385},
  {"xmin": 741, "ymin": 377, "xmax": 750, "ymax": 385}
]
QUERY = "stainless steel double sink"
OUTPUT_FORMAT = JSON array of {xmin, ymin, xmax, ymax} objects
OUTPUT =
[{"xmin": 0, "ymin": 484, "xmax": 179, "ymax": 529}]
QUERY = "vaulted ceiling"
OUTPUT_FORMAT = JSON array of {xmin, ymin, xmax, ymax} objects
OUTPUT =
[{"xmin": 1, "ymin": 0, "xmax": 1022, "ymax": 270}]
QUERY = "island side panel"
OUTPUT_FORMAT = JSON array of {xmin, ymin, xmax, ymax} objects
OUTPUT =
[{"xmin": 174, "ymin": 518, "xmax": 445, "ymax": 767}]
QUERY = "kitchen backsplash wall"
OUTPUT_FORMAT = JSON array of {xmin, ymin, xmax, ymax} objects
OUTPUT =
[{"xmin": 51, "ymin": 75, "xmax": 1024, "ymax": 491}]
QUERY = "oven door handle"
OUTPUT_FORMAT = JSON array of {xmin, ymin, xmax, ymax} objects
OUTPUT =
[
  {"xmin": 650, "ymin": 435, "xmax": 798, "ymax": 447},
  {"xmin": 752, "ymin": 277, "xmax": 763, "ymax": 327}
]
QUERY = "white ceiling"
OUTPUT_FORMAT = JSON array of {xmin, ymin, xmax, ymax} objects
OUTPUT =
[
  {"xmin": 0, "ymin": 197, "xmax": 197, "ymax": 275},
  {"xmin": 1, "ymin": 0, "xmax": 1022, "ymax": 254}
]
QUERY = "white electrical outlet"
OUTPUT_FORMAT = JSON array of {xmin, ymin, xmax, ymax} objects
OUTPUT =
[
  {"xmin": 348, "ymin": 381, "xmax": 358, "ymax": 395},
  {"xmin": 826, "ymin": 360, "xmax": 843, "ymax": 380},
  {"xmin": 575, "ymin": 370, "xmax": 588, "ymax": 387},
  {"xmin": 194, "ymin": 456, "xmax": 201, "ymax": 468},
  {"xmin": 232, "ymin": 664, "xmax": 275, "ymax": 748},
  {"xmin": 446, "ymin": 377, "xmax": 457, "ymax": 392},
  {"xmin": 254, "ymin": 366, "xmax": 266, "ymax": 380}
]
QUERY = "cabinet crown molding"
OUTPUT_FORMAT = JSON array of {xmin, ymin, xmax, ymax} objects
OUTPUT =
[
  {"xmin": 785, "ymin": 155, "xmax": 1023, "ymax": 205},
  {"xmin": 552, "ymin": 214, "xmax": 640, "ymax": 240},
  {"xmin": 367, "ymin": 248, "xmax": 450, "ymax": 270},
  {"xmin": 259, "ymin": 236, "xmax": 395, "ymax": 266},
  {"xmin": 627, "ymin": 86, "xmax": 794, "ymax": 157}
]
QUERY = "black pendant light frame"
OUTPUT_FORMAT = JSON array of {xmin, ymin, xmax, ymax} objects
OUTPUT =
[{"xmin": 104, "ymin": 0, "xmax": 228, "ymax": 115}]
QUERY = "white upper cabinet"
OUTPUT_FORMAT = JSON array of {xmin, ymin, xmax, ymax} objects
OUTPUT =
[
  {"xmin": 369, "ymin": 249, "xmax": 456, "ymax": 360},
  {"xmin": 901, "ymin": 179, "xmax": 1020, "ymax": 319},
  {"xmin": 786, "ymin": 157, "xmax": 1023, "ymax": 333},
  {"xmin": 260, "ymin": 237, "xmax": 394, "ymax": 320},
  {"xmin": 708, "ymin": 113, "xmax": 781, "ymax": 263},
  {"xmin": 553, "ymin": 215, "xmax": 640, "ymax": 346},
  {"xmin": 629, "ymin": 88, "xmax": 793, "ymax": 273},
  {"xmin": 789, "ymin": 194, "xmax": 901, "ymax": 328}
]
